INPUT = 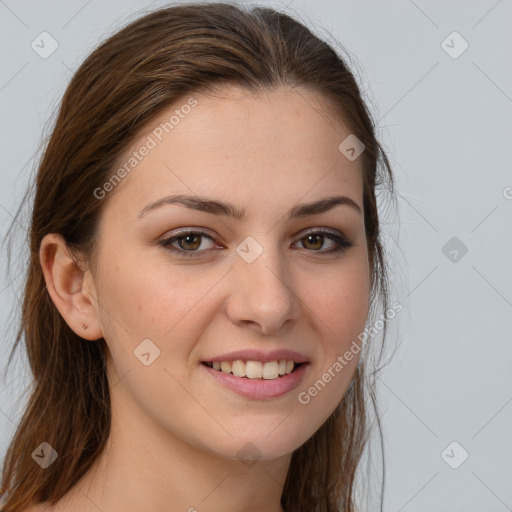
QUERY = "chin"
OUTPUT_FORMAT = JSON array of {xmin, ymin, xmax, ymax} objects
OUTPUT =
[{"xmin": 209, "ymin": 427, "xmax": 308, "ymax": 463}]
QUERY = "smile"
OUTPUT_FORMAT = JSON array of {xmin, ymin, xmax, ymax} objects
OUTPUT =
[
  {"xmin": 201, "ymin": 360, "xmax": 309, "ymax": 399},
  {"xmin": 202, "ymin": 359, "xmax": 303, "ymax": 380}
]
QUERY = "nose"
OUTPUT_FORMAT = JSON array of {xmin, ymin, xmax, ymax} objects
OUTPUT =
[{"xmin": 225, "ymin": 241, "xmax": 301, "ymax": 335}]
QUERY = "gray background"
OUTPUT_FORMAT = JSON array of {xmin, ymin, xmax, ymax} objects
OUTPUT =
[{"xmin": 1, "ymin": 0, "xmax": 511, "ymax": 510}]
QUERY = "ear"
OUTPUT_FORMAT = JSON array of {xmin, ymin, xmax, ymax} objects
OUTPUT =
[{"xmin": 39, "ymin": 233, "xmax": 103, "ymax": 340}]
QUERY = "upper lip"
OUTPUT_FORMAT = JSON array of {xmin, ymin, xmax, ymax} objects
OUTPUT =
[{"xmin": 202, "ymin": 349, "xmax": 310, "ymax": 364}]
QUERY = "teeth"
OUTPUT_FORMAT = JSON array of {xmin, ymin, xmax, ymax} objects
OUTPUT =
[
  {"xmin": 209, "ymin": 360, "xmax": 298, "ymax": 379},
  {"xmin": 246, "ymin": 361, "xmax": 262, "ymax": 379},
  {"xmin": 220, "ymin": 361, "xmax": 232, "ymax": 373},
  {"xmin": 262, "ymin": 361, "xmax": 279, "ymax": 380},
  {"xmin": 231, "ymin": 360, "xmax": 245, "ymax": 378}
]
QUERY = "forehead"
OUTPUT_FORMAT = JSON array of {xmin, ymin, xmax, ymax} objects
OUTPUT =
[{"xmin": 102, "ymin": 84, "xmax": 364, "ymax": 220}]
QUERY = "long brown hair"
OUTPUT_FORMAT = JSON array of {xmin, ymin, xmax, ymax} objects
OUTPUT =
[{"xmin": 1, "ymin": 2, "xmax": 395, "ymax": 511}]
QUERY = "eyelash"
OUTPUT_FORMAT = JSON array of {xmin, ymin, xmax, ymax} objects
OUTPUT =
[{"xmin": 158, "ymin": 228, "xmax": 353, "ymax": 257}]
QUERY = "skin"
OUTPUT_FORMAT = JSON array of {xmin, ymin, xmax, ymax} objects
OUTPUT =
[{"xmin": 37, "ymin": 84, "xmax": 370, "ymax": 512}]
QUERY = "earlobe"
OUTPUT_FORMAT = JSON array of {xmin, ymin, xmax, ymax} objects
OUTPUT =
[{"xmin": 39, "ymin": 233, "xmax": 104, "ymax": 341}]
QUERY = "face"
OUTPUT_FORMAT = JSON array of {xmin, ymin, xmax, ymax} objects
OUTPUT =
[{"xmin": 86, "ymin": 85, "xmax": 370, "ymax": 462}]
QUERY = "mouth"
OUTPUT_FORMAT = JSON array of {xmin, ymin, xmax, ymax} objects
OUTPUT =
[
  {"xmin": 200, "ymin": 358, "xmax": 310, "ymax": 399},
  {"xmin": 201, "ymin": 360, "xmax": 305, "ymax": 380}
]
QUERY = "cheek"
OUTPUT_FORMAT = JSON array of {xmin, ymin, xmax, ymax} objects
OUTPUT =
[
  {"xmin": 298, "ymin": 255, "xmax": 369, "ymax": 411},
  {"xmin": 310, "ymin": 256, "xmax": 370, "ymax": 346},
  {"xmin": 95, "ymin": 253, "xmax": 224, "ymax": 369}
]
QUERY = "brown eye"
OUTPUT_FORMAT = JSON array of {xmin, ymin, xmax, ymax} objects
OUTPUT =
[
  {"xmin": 295, "ymin": 230, "xmax": 352, "ymax": 253},
  {"xmin": 300, "ymin": 234, "xmax": 324, "ymax": 250},
  {"xmin": 159, "ymin": 228, "xmax": 352, "ymax": 258},
  {"xmin": 159, "ymin": 230, "xmax": 217, "ymax": 257},
  {"xmin": 177, "ymin": 234, "xmax": 202, "ymax": 251}
]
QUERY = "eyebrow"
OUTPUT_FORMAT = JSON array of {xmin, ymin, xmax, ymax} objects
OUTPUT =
[{"xmin": 137, "ymin": 194, "xmax": 362, "ymax": 220}]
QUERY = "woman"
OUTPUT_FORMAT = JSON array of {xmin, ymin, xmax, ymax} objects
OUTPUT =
[{"xmin": 1, "ymin": 2, "xmax": 396, "ymax": 511}]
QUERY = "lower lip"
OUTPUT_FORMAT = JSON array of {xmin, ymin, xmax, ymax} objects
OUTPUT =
[{"xmin": 201, "ymin": 363, "xmax": 309, "ymax": 399}]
